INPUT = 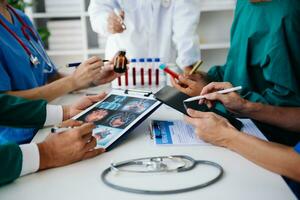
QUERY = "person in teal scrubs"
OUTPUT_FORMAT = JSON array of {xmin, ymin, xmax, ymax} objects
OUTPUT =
[
  {"xmin": 0, "ymin": 0, "xmax": 120, "ymax": 144},
  {"xmin": 172, "ymin": 0, "xmax": 300, "ymax": 144},
  {"xmin": 173, "ymin": 0, "xmax": 300, "ymax": 105},
  {"xmin": 184, "ymin": 81, "xmax": 300, "ymax": 198},
  {"xmin": 185, "ymin": 107, "xmax": 300, "ymax": 198}
]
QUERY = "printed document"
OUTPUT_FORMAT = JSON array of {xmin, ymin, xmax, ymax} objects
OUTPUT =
[{"xmin": 152, "ymin": 119, "xmax": 267, "ymax": 146}]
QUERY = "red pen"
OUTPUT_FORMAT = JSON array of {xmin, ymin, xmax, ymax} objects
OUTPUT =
[
  {"xmin": 155, "ymin": 69, "xmax": 159, "ymax": 85},
  {"xmin": 141, "ymin": 68, "xmax": 144, "ymax": 86},
  {"xmin": 159, "ymin": 64, "xmax": 179, "ymax": 79},
  {"xmin": 148, "ymin": 68, "xmax": 152, "ymax": 86},
  {"xmin": 132, "ymin": 67, "xmax": 136, "ymax": 86},
  {"xmin": 125, "ymin": 70, "xmax": 128, "ymax": 86},
  {"xmin": 118, "ymin": 77, "xmax": 122, "ymax": 86}
]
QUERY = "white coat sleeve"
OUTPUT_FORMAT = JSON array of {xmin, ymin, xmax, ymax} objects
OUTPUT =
[
  {"xmin": 172, "ymin": 0, "xmax": 201, "ymax": 68},
  {"xmin": 88, "ymin": 0, "xmax": 119, "ymax": 37}
]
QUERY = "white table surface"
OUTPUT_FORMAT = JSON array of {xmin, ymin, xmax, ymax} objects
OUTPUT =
[{"xmin": 0, "ymin": 92, "xmax": 296, "ymax": 200}]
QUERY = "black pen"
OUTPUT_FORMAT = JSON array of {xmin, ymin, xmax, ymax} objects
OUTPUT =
[
  {"xmin": 66, "ymin": 60, "xmax": 110, "ymax": 68},
  {"xmin": 51, "ymin": 127, "xmax": 73, "ymax": 133}
]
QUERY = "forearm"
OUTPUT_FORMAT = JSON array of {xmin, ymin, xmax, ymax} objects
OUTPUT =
[
  {"xmin": 0, "ymin": 94, "xmax": 47, "ymax": 128},
  {"xmin": 0, "ymin": 143, "xmax": 22, "ymax": 186},
  {"xmin": 47, "ymin": 71, "xmax": 67, "ymax": 83},
  {"xmin": 241, "ymin": 101, "xmax": 300, "ymax": 132},
  {"xmin": 226, "ymin": 130, "xmax": 300, "ymax": 181},
  {"xmin": 6, "ymin": 75, "xmax": 76, "ymax": 102}
]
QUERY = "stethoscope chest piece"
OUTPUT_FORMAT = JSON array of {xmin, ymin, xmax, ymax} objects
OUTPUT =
[{"xmin": 101, "ymin": 155, "xmax": 224, "ymax": 195}]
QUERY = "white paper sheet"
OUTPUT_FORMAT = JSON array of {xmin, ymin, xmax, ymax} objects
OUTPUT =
[
  {"xmin": 152, "ymin": 118, "xmax": 267, "ymax": 146},
  {"xmin": 239, "ymin": 118, "xmax": 268, "ymax": 141}
]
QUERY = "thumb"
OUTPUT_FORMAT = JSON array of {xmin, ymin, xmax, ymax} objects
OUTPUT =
[
  {"xmin": 88, "ymin": 92, "xmax": 107, "ymax": 103},
  {"xmin": 187, "ymin": 109, "xmax": 207, "ymax": 118},
  {"xmin": 59, "ymin": 119, "xmax": 84, "ymax": 128},
  {"xmin": 83, "ymin": 148, "xmax": 106, "ymax": 160},
  {"xmin": 102, "ymin": 62, "xmax": 114, "ymax": 71}
]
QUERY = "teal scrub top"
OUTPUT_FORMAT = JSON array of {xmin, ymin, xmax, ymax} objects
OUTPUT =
[
  {"xmin": 207, "ymin": 0, "xmax": 300, "ymax": 106},
  {"xmin": 0, "ymin": 8, "xmax": 57, "ymax": 144}
]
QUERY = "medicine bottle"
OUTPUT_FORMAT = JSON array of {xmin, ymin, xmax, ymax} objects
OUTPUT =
[{"xmin": 113, "ymin": 50, "xmax": 128, "ymax": 73}]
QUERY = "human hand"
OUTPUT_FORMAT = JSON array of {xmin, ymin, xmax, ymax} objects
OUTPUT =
[
  {"xmin": 171, "ymin": 73, "xmax": 208, "ymax": 96},
  {"xmin": 63, "ymin": 92, "xmax": 107, "ymax": 120},
  {"xmin": 59, "ymin": 119, "xmax": 84, "ymax": 128},
  {"xmin": 38, "ymin": 122, "xmax": 105, "ymax": 170},
  {"xmin": 184, "ymin": 109, "xmax": 238, "ymax": 147},
  {"xmin": 70, "ymin": 56, "xmax": 103, "ymax": 90},
  {"xmin": 183, "ymin": 65, "xmax": 193, "ymax": 75},
  {"xmin": 92, "ymin": 61, "xmax": 121, "ymax": 86},
  {"xmin": 107, "ymin": 10, "xmax": 125, "ymax": 34},
  {"xmin": 200, "ymin": 82, "xmax": 248, "ymax": 115}
]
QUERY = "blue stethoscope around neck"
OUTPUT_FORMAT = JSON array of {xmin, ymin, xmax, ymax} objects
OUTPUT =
[{"xmin": 0, "ymin": 5, "xmax": 55, "ymax": 73}]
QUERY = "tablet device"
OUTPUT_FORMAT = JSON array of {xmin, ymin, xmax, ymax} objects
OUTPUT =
[
  {"xmin": 154, "ymin": 86, "xmax": 243, "ymax": 130},
  {"xmin": 73, "ymin": 90, "xmax": 162, "ymax": 150}
]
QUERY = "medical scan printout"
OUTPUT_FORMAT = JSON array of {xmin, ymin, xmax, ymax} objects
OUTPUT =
[{"xmin": 74, "ymin": 90, "xmax": 160, "ymax": 149}]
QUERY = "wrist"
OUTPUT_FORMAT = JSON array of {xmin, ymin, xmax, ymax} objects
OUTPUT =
[
  {"xmin": 65, "ymin": 75, "xmax": 78, "ymax": 91},
  {"xmin": 37, "ymin": 142, "xmax": 51, "ymax": 170},
  {"xmin": 222, "ymin": 128, "xmax": 240, "ymax": 149},
  {"xmin": 240, "ymin": 101, "xmax": 263, "ymax": 117},
  {"xmin": 238, "ymin": 99, "xmax": 255, "ymax": 115}
]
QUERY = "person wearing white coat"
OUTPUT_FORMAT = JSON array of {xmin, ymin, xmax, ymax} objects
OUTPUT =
[{"xmin": 88, "ymin": 0, "xmax": 201, "ymax": 69}]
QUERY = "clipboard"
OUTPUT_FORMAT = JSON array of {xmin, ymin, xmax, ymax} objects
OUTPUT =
[
  {"xmin": 72, "ymin": 89, "xmax": 162, "ymax": 151},
  {"xmin": 154, "ymin": 86, "xmax": 243, "ymax": 130}
]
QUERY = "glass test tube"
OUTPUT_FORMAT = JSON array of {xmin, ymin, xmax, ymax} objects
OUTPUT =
[
  {"xmin": 139, "ymin": 58, "xmax": 145, "ymax": 86},
  {"xmin": 147, "ymin": 58, "xmax": 153, "ymax": 86},
  {"xmin": 131, "ymin": 58, "xmax": 137, "ymax": 86}
]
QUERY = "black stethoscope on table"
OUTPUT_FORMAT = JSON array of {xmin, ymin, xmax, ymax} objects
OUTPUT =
[
  {"xmin": 0, "ymin": 5, "xmax": 54, "ymax": 73},
  {"xmin": 101, "ymin": 155, "xmax": 224, "ymax": 195}
]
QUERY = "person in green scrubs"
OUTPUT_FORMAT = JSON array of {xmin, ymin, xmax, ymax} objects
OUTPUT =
[
  {"xmin": 0, "ymin": 94, "xmax": 106, "ymax": 186},
  {"xmin": 184, "ymin": 91, "xmax": 300, "ymax": 198},
  {"xmin": 172, "ymin": 0, "xmax": 300, "ymax": 144}
]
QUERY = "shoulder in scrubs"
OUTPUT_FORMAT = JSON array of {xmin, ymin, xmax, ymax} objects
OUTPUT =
[
  {"xmin": 207, "ymin": 0, "xmax": 300, "ymax": 106},
  {"xmin": 0, "ymin": 8, "xmax": 57, "ymax": 144}
]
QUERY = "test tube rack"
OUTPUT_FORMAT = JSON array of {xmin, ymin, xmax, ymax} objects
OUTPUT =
[{"xmin": 111, "ymin": 58, "xmax": 167, "ymax": 91}]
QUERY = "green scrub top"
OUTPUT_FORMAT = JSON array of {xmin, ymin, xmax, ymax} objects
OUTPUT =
[
  {"xmin": 0, "ymin": 94, "xmax": 47, "ymax": 186},
  {"xmin": 207, "ymin": 0, "xmax": 300, "ymax": 106}
]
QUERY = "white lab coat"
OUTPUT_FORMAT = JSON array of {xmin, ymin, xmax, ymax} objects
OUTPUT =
[{"xmin": 88, "ymin": 0, "xmax": 201, "ymax": 68}]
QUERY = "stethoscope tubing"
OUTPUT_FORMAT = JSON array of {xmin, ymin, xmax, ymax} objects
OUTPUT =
[
  {"xmin": 0, "ymin": 5, "xmax": 54, "ymax": 72},
  {"xmin": 101, "ymin": 155, "xmax": 224, "ymax": 195}
]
